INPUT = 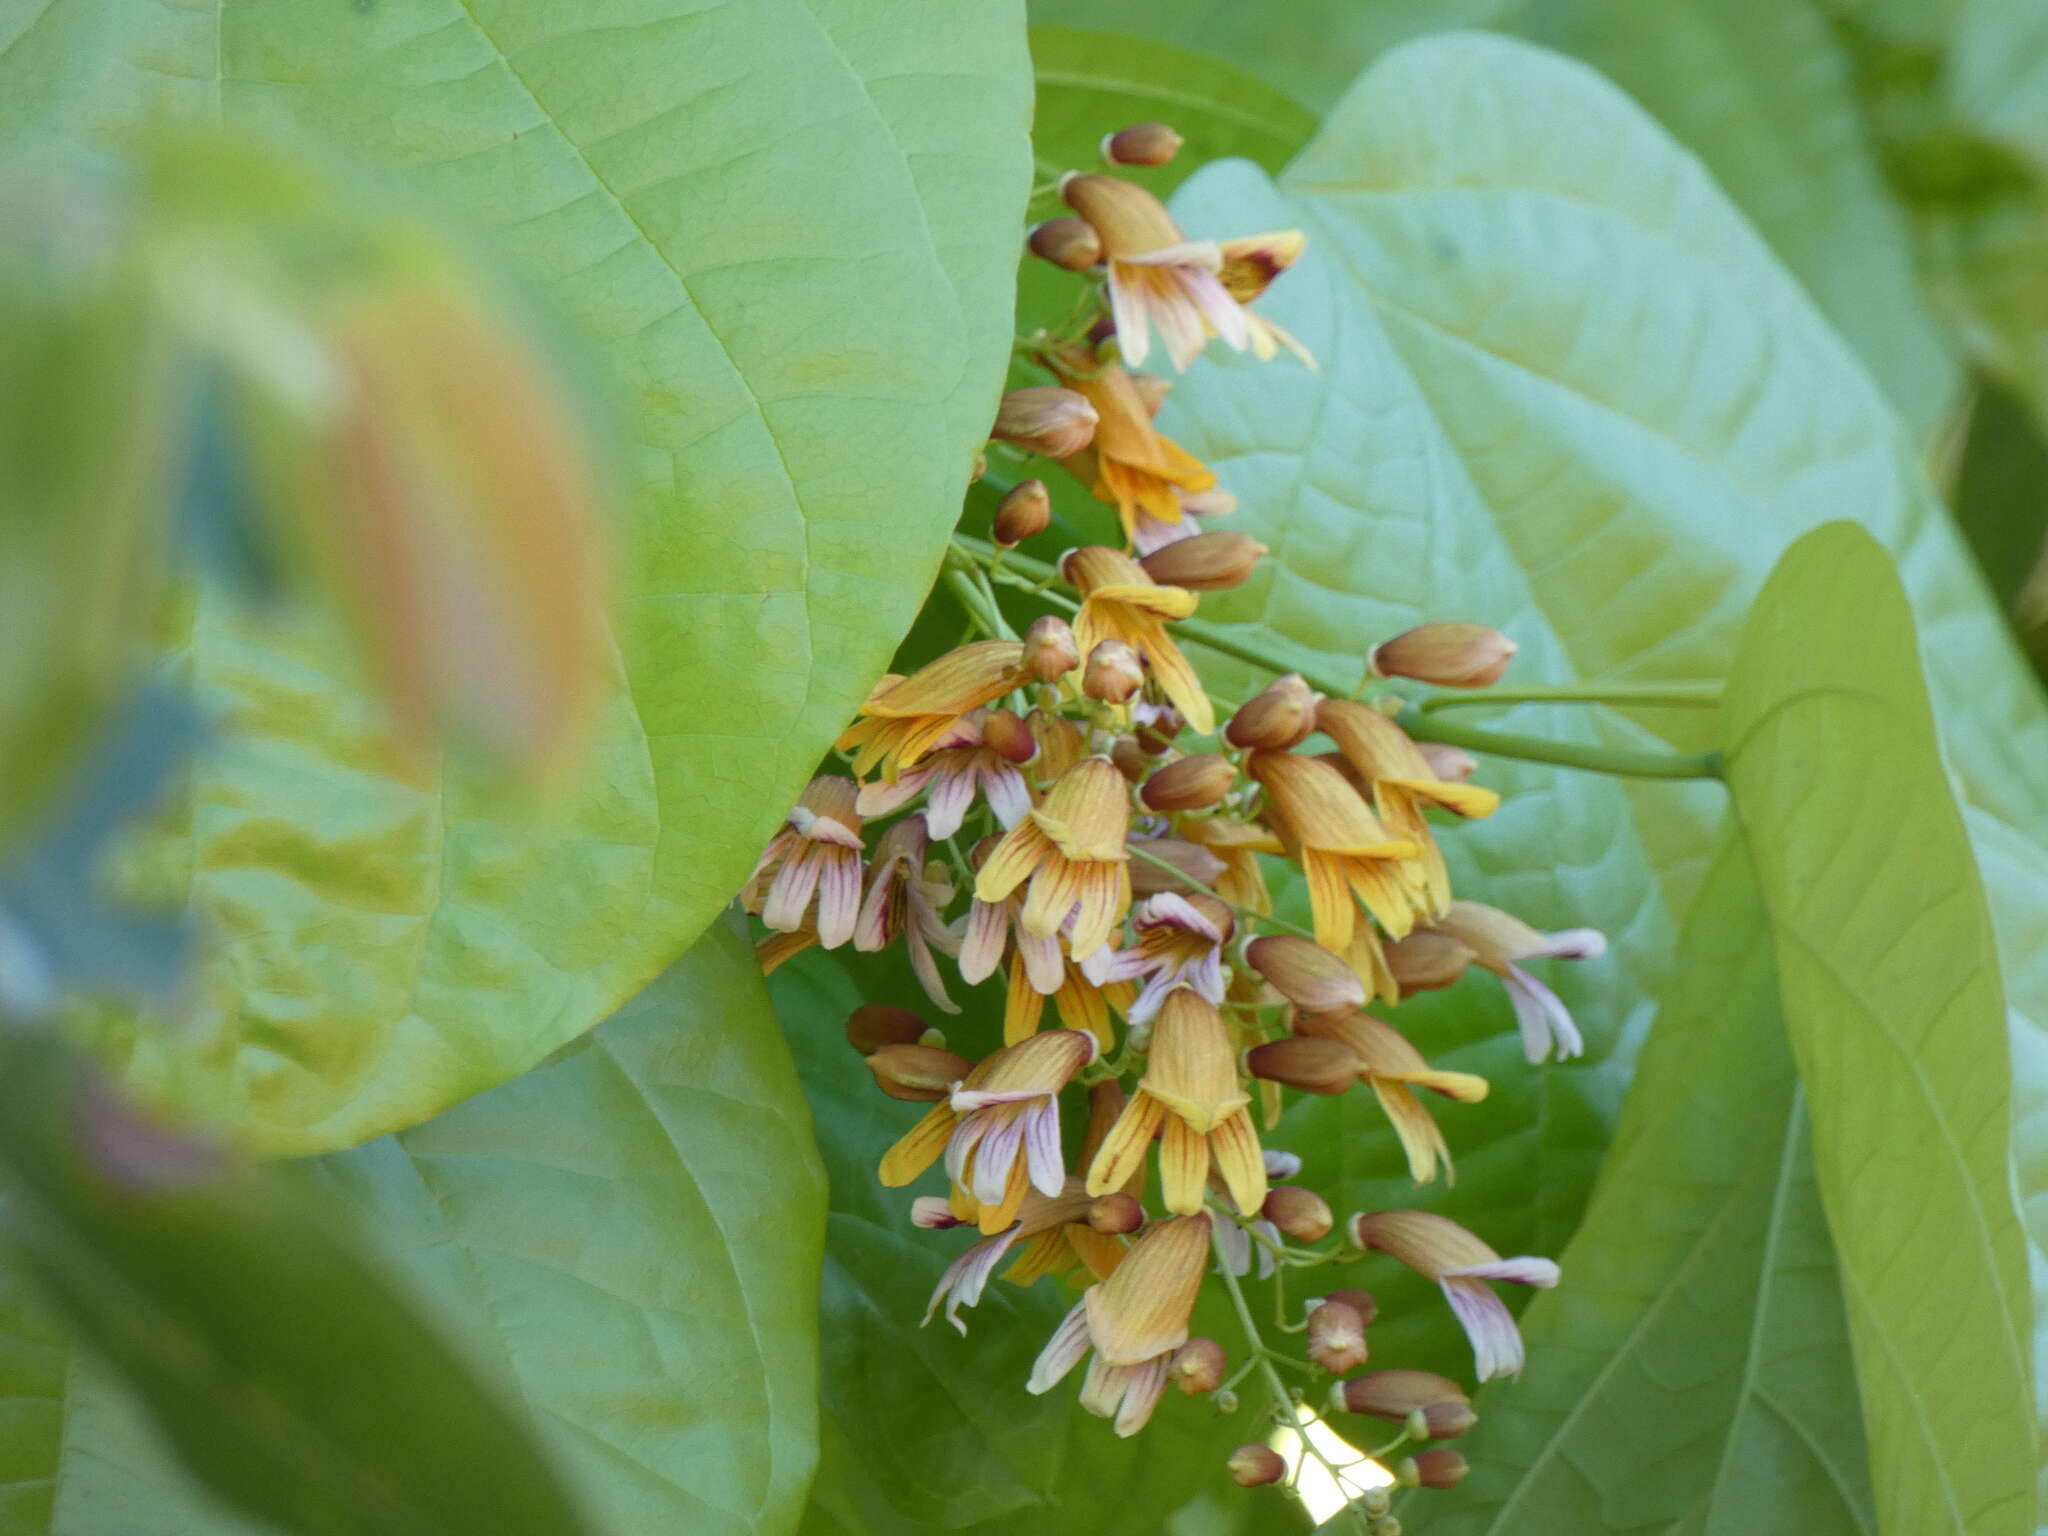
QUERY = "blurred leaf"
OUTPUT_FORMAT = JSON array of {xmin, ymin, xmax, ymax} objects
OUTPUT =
[
  {"xmin": 1419, "ymin": 835, "xmax": 1873, "ymax": 1534},
  {"xmin": 1721, "ymin": 523, "xmax": 2036, "ymax": 1535},
  {"xmin": 3, "ymin": 914, "xmax": 827, "ymax": 1535},
  {"xmin": 1, "ymin": 0, "xmax": 1032, "ymax": 1156},
  {"xmin": 1152, "ymin": 31, "xmax": 2048, "ymax": 1386},
  {"xmin": 0, "ymin": 1038, "xmax": 587, "ymax": 1536}
]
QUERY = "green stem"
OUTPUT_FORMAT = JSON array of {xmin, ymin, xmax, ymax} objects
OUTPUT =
[{"xmin": 1418, "ymin": 680, "xmax": 1722, "ymax": 712}]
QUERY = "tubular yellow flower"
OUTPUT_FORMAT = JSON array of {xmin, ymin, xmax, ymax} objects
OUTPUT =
[
  {"xmin": 974, "ymin": 756, "xmax": 1134, "ymax": 961},
  {"xmin": 1065, "ymin": 546, "xmax": 1214, "ymax": 734},
  {"xmin": 1427, "ymin": 901, "xmax": 1606, "ymax": 1062},
  {"xmin": 1295, "ymin": 1011, "xmax": 1488, "ymax": 1184},
  {"xmin": 836, "ymin": 640, "xmax": 1027, "ymax": 782},
  {"xmin": 855, "ymin": 708, "xmax": 1033, "ymax": 839},
  {"xmin": 1086, "ymin": 988, "xmax": 1267, "ymax": 1215},
  {"xmin": 1061, "ymin": 175, "xmax": 1250, "ymax": 372},
  {"xmin": 1348, "ymin": 1210, "xmax": 1558, "ymax": 1381},
  {"xmin": 1318, "ymin": 699, "xmax": 1500, "ymax": 921},
  {"xmin": 923, "ymin": 1178, "xmax": 1123, "ymax": 1334},
  {"xmin": 1177, "ymin": 814, "xmax": 1280, "ymax": 913},
  {"xmin": 1053, "ymin": 357, "xmax": 1217, "ymax": 550},
  {"xmin": 1248, "ymin": 749, "xmax": 1421, "ymax": 973},
  {"xmin": 741, "ymin": 774, "xmax": 865, "ymax": 949},
  {"xmin": 1216, "ymin": 230, "xmax": 1315, "ymax": 368},
  {"xmin": 1027, "ymin": 1213, "xmax": 1212, "ymax": 1437}
]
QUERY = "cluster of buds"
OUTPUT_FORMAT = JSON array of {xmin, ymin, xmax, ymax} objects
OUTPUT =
[{"xmin": 742, "ymin": 121, "xmax": 1608, "ymax": 1519}]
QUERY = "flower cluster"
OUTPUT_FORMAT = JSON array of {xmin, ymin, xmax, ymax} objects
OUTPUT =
[{"xmin": 743, "ymin": 123, "xmax": 1606, "ymax": 1522}]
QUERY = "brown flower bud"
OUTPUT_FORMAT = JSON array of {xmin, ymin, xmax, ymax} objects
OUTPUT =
[
  {"xmin": 1418, "ymin": 741, "xmax": 1478, "ymax": 783},
  {"xmin": 1027, "ymin": 216, "xmax": 1104, "ymax": 271},
  {"xmin": 1244, "ymin": 935, "xmax": 1368, "ymax": 1015},
  {"xmin": 1061, "ymin": 173, "xmax": 1183, "ymax": 257},
  {"xmin": 1126, "ymin": 836, "xmax": 1229, "ymax": 895},
  {"xmin": 1110, "ymin": 734, "xmax": 1149, "ymax": 782},
  {"xmin": 1132, "ymin": 705, "xmax": 1185, "ymax": 754},
  {"xmin": 959, "ymin": 715, "xmax": 1020, "ymax": 773},
  {"xmin": 1370, "ymin": 622, "xmax": 1517, "ymax": 689},
  {"xmin": 1306, "ymin": 1298, "xmax": 1369, "ymax": 1375},
  {"xmin": 1088, "ymin": 1191, "xmax": 1144, "ymax": 1234},
  {"xmin": 865, "ymin": 1042, "xmax": 972, "ymax": 1102},
  {"xmin": 1103, "ymin": 121, "xmax": 1185, "ymax": 167},
  {"xmin": 1412, "ymin": 1450, "xmax": 1469, "ymax": 1490},
  {"xmin": 1331, "ymin": 1370, "xmax": 1476, "ymax": 1439},
  {"xmin": 1322, "ymin": 1288, "xmax": 1379, "ymax": 1328},
  {"xmin": 1139, "ymin": 532, "xmax": 1267, "ymax": 591},
  {"xmin": 845, "ymin": 1004, "xmax": 928, "ymax": 1055},
  {"xmin": 1083, "ymin": 640, "xmax": 1145, "ymax": 704},
  {"xmin": 1227, "ymin": 1443, "xmax": 1287, "ymax": 1488},
  {"xmin": 1141, "ymin": 752, "xmax": 1235, "ymax": 812},
  {"xmin": 1169, "ymin": 1336, "xmax": 1226, "ymax": 1394},
  {"xmin": 1224, "ymin": 673, "xmax": 1320, "ymax": 750},
  {"xmin": 1246, "ymin": 1036, "xmax": 1359, "ymax": 1095},
  {"xmin": 1262, "ymin": 1185, "xmax": 1334, "ymax": 1242},
  {"xmin": 1023, "ymin": 615, "xmax": 1079, "ymax": 683},
  {"xmin": 993, "ymin": 479, "xmax": 1051, "ymax": 547},
  {"xmin": 994, "ymin": 386, "xmax": 1098, "ymax": 459},
  {"xmin": 1384, "ymin": 931, "xmax": 1476, "ymax": 994}
]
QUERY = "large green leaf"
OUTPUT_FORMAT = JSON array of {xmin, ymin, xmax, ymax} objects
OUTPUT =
[
  {"xmin": 1151, "ymin": 30, "xmax": 2048, "ymax": 1386},
  {"xmin": 1420, "ymin": 835, "xmax": 1873, "ymax": 1535},
  {"xmin": 0, "ymin": 914, "xmax": 826, "ymax": 1535},
  {"xmin": 1722, "ymin": 523, "xmax": 2036, "ymax": 1535},
  {"xmin": 0, "ymin": 0, "xmax": 1031, "ymax": 1155}
]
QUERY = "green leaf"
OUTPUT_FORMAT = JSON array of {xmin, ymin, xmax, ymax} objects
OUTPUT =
[
  {"xmin": 1151, "ymin": 30, "xmax": 2048, "ymax": 1385},
  {"xmin": 1721, "ymin": 523, "xmax": 2037, "ymax": 1535},
  {"xmin": 0, "ymin": 0, "xmax": 1032, "ymax": 1155},
  {"xmin": 0, "ymin": 1037, "xmax": 588, "ymax": 1536},
  {"xmin": 1, "ymin": 914, "xmax": 827, "ymax": 1535},
  {"xmin": 1420, "ymin": 834, "xmax": 1874, "ymax": 1534}
]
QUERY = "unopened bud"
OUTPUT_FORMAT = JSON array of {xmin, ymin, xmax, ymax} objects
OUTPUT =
[
  {"xmin": 1262, "ymin": 1185, "xmax": 1333, "ymax": 1242},
  {"xmin": 1088, "ymin": 1191, "xmax": 1144, "ymax": 1234},
  {"xmin": 1418, "ymin": 741, "xmax": 1478, "ymax": 783},
  {"xmin": 1139, "ymin": 531, "xmax": 1267, "ymax": 590},
  {"xmin": 1132, "ymin": 705, "xmax": 1184, "ymax": 754},
  {"xmin": 1333, "ymin": 1371, "xmax": 1476, "ymax": 1439},
  {"xmin": 1384, "ymin": 931, "xmax": 1475, "ymax": 993},
  {"xmin": 1084, "ymin": 640, "xmax": 1145, "ymax": 703},
  {"xmin": 1413, "ymin": 1450, "xmax": 1469, "ymax": 1489},
  {"xmin": 1394, "ymin": 1458, "xmax": 1420, "ymax": 1489},
  {"xmin": 994, "ymin": 386, "xmax": 1098, "ymax": 459},
  {"xmin": 1264, "ymin": 1149, "xmax": 1303, "ymax": 1180},
  {"xmin": 1306, "ymin": 1298, "xmax": 1369, "ymax": 1375},
  {"xmin": 1372, "ymin": 1518, "xmax": 1402, "ymax": 1536},
  {"xmin": 1363, "ymin": 1488, "xmax": 1393, "ymax": 1518},
  {"xmin": 911, "ymin": 1196, "xmax": 967, "ymax": 1229},
  {"xmin": 993, "ymin": 479, "xmax": 1052, "ymax": 547},
  {"xmin": 1404, "ymin": 1408, "xmax": 1430, "ymax": 1441},
  {"xmin": 1227, "ymin": 1443, "xmax": 1287, "ymax": 1488},
  {"xmin": 865, "ymin": 1042, "xmax": 972, "ymax": 1102},
  {"xmin": 1103, "ymin": 121, "xmax": 1185, "ymax": 167},
  {"xmin": 1244, "ymin": 935, "xmax": 1367, "ymax": 1015},
  {"xmin": 1141, "ymin": 753, "xmax": 1235, "ymax": 812},
  {"xmin": 1027, "ymin": 216, "xmax": 1104, "ymax": 271},
  {"xmin": 845, "ymin": 1004, "xmax": 928, "ymax": 1055},
  {"xmin": 980, "ymin": 708, "xmax": 1037, "ymax": 764},
  {"xmin": 1023, "ymin": 615, "xmax": 1080, "ymax": 682},
  {"xmin": 1169, "ymin": 1336, "xmax": 1226, "ymax": 1394},
  {"xmin": 1109, "ymin": 734, "xmax": 1150, "ymax": 783},
  {"xmin": 1322, "ymin": 1288, "xmax": 1379, "ymax": 1328},
  {"xmin": 1370, "ymin": 622, "xmax": 1517, "ymax": 689},
  {"xmin": 1224, "ymin": 673, "xmax": 1320, "ymax": 749},
  {"xmin": 1126, "ymin": 837, "xmax": 1229, "ymax": 895},
  {"xmin": 1246, "ymin": 1036, "xmax": 1359, "ymax": 1096}
]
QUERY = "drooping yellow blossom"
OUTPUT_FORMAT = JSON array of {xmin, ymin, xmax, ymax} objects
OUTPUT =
[
  {"xmin": 1349, "ymin": 1210, "xmax": 1559, "ymax": 1381},
  {"xmin": 1426, "ymin": 902, "xmax": 1605, "ymax": 1062},
  {"xmin": 974, "ymin": 756, "xmax": 1133, "ymax": 961},
  {"xmin": 919, "ymin": 1179, "xmax": 1128, "ymax": 1334},
  {"xmin": 836, "ymin": 640, "xmax": 1027, "ymax": 782},
  {"xmin": 741, "ymin": 775, "xmax": 865, "ymax": 949},
  {"xmin": 1066, "ymin": 546, "xmax": 1214, "ymax": 735},
  {"xmin": 1052, "ymin": 354, "xmax": 1217, "ymax": 549},
  {"xmin": 1062, "ymin": 175, "xmax": 1249, "ymax": 372},
  {"xmin": 1216, "ymin": 230, "xmax": 1315, "ymax": 369},
  {"xmin": 1086, "ymin": 987, "xmax": 1267, "ymax": 1216},
  {"xmin": 1293, "ymin": 1010, "xmax": 1488, "ymax": 1184}
]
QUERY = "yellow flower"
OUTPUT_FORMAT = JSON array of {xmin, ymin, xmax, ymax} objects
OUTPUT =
[
  {"xmin": 921, "ymin": 1179, "xmax": 1128, "ymax": 1334},
  {"xmin": 741, "ymin": 774, "xmax": 865, "ymax": 949},
  {"xmin": 1426, "ymin": 902, "xmax": 1605, "ymax": 1062},
  {"xmin": 1318, "ymin": 699, "xmax": 1500, "ymax": 921},
  {"xmin": 1054, "ymin": 358, "xmax": 1217, "ymax": 550},
  {"xmin": 1217, "ymin": 230, "xmax": 1315, "ymax": 368},
  {"xmin": 1027, "ymin": 1212, "xmax": 1213, "ymax": 1437},
  {"xmin": 1349, "ymin": 1210, "xmax": 1559, "ymax": 1381},
  {"xmin": 878, "ymin": 1029, "xmax": 1096, "ymax": 1235},
  {"xmin": 1247, "ymin": 749, "xmax": 1420, "ymax": 978},
  {"xmin": 1293, "ymin": 1010, "xmax": 1488, "ymax": 1184},
  {"xmin": 836, "ymin": 640, "xmax": 1026, "ymax": 782},
  {"xmin": 1086, "ymin": 987, "xmax": 1267, "ymax": 1216},
  {"xmin": 1062, "ymin": 175, "xmax": 1250, "ymax": 372},
  {"xmin": 974, "ymin": 756, "xmax": 1134, "ymax": 962},
  {"xmin": 1065, "ymin": 546, "xmax": 1214, "ymax": 735},
  {"xmin": 1177, "ymin": 813, "xmax": 1281, "ymax": 913}
]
